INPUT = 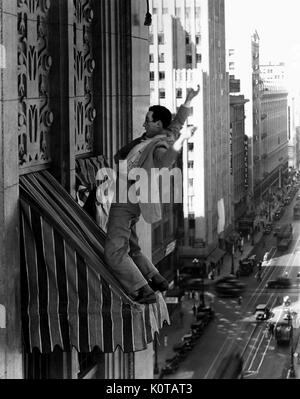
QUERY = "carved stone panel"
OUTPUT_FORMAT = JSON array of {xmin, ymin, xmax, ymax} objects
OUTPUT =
[
  {"xmin": 73, "ymin": 0, "xmax": 96, "ymax": 156},
  {"xmin": 18, "ymin": 0, "xmax": 53, "ymax": 171}
]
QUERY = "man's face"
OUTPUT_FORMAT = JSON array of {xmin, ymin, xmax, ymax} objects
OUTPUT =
[{"xmin": 143, "ymin": 111, "xmax": 162, "ymax": 137}]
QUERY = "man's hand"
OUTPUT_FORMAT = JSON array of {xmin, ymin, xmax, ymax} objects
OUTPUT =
[
  {"xmin": 173, "ymin": 126, "xmax": 198, "ymax": 151},
  {"xmin": 184, "ymin": 85, "xmax": 200, "ymax": 107}
]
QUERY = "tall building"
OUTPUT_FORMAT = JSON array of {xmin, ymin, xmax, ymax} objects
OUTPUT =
[
  {"xmin": 149, "ymin": 0, "xmax": 231, "ymax": 269},
  {"xmin": 260, "ymin": 62, "xmax": 287, "ymax": 92},
  {"xmin": 259, "ymin": 62, "xmax": 289, "ymax": 193},
  {"xmin": 230, "ymin": 91, "xmax": 249, "ymax": 222},
  {"xmin": 259, "ymin": 89, "xmax": 289, "ymax": 196},
  {"xmin": 0, "ymin": 0, "xmax": 169, "ymax": 379},
  {"xmin": 227, "ymin": 31, "xmax": 262, "ymax": 211}
]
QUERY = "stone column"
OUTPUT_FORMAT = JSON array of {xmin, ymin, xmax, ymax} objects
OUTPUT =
[
  {"xmin": 131, "ymin": 0, "xmax": 154, "ymax": 380},
  {"xmin": 0, "ymin": 0, "xmax": 22, "ymax": 379}
]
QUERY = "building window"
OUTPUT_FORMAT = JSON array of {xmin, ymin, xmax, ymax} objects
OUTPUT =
[
  {"xmin": 149, "ymin": 54, "xmax": 154, "ymax": 63},
  {"xmin": 229, "ymin": 49, "xmax": 235, "ymax": 56},
  {"xmin": 188, "ymin": 143, "xmax": 194, "ymax": 152},
  {"xmin": 186, "ymin": 55, "xmax": 192, "ymax": 64},
  {"xmin": 150, "ymin": 71, "xmax": 155, "ymax": 81},
  {"xmin": 159, "ymin": 89, "xmax": 165, "ymax": 99},
  {"xmin": 162, "ymin": 7, "xmax": 168, "ymax": 14},
  {"xmin": 158, "ymin": 53, "xmax": 165, "ymax": 63},
  {"xmin": 149, "ymin": 34, "xmax": 154, "ymax": 44},
  {"xmin": 189, "ymin": 218, "xmax": 195, "ymax": 229},
  {"xmin": 188, "ymin": 178, "xmax": 193, "ymax": 187},
  {"xmin": 196, "ymin": 35, "xmax": 201, "ymax": 45},
  {"xmin": 185, "ymin": 35, "xmax": 190, "ymax": 45},
  {"xmin": 158, "ymin": 33, "xmax": 165, "ymax": 44},
  {"xmin": 153, "ymin": 225, "xmax": 162, "ymax": 247},
  {"xmin": 188, "ymin": 161, "xmax": 194, "ymax": 169},
  {"xmin": 229, "ymin": 62, "xmax": 234, "ymax": 70},
  {"xmin": 196, "ymin": 53, "xmax": 202, "ymax": 63},
  {"xmin": 159, "ymin": 71, "xmax": 165, "ymax": 80},
  {"xmin": 176, "ymin": 88, "xmax": 182, "ymax": 98},
  {"xmin": 188, "ymin": 195, "xmax": 194, "ymax": 211},
  {"xmin": 175, "ymin": 7, "xmax": 180, "ymax": 16},
  {"xmin": 152, "ymin": 8, "xmax": 158, "ymax": 14}
]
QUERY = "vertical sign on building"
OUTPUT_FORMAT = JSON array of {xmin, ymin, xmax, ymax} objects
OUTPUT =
[
  {"xmin": 244, "ymin": 135, "xmax": 248, "ymax": 189},
  {"xmin": 230, "ymin": 127, "xmax": 233, "ymax": 175}
]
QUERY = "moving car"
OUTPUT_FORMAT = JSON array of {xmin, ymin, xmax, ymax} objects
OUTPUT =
[
  {"xmin": 265, "ymin": 276, "xmax": 291, "ymax": 289},
  {"xmin": 254, "ymin": 304, "xmax": 272, "ymax": 321},
  {"xmin": 179, "ymin": 277, "xmax": 204, "ymax": 291},
  {"xmin": 214, "ymin": 275, "xmax": 246, "ymax": 297}
]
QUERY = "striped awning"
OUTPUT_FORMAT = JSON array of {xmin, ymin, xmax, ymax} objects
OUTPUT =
[{"xmin": 20, "ymin": 171, "xmax": 169, "ymax": 354}]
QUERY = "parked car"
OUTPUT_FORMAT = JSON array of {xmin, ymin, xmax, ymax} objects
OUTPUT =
[
  {"xmin": 274, "ymin": 211, "xmax": 282, "ymax": 220},
  {"xmin": 196, "ymin": 311, "xmax": 211, "ymax": 325},
  {"xmin": 273, "ymin": 226, "xmax": 282, "ymax": 236},
  {"xmin": 265, "ymin": 277, "xmax": 291, "ymax": 289},
  {"xmin": 263, "ymin": 225, "xmax": 272, "ymax": 235}
]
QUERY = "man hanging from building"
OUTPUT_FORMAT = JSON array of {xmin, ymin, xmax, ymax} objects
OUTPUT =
[{"xmin": 104, "ymin": 86, "xmax": 200, "ymax": 304}]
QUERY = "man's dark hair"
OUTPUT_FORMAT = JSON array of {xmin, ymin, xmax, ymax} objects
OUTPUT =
[{"xmin": 149, "ymin": 105, "xmax": 172, "ymax": 129}]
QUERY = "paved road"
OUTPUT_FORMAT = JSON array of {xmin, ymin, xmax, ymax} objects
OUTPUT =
[{"xmin": 165, "ymin": 192, "xmax": 300, "ymax": 379}]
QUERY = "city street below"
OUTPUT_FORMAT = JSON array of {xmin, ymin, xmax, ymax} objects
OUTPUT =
[{"xmin": 158, "ymin": 185, "xmax": 300, "ymax": 379}]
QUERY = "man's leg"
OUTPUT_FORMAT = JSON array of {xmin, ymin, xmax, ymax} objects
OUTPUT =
[
  {"xmin": 104, "ymin": 203, "xmax": 155, "ymax": 302},
  {"xmin": 129, "ymin": 221, "xmax": 169, "ymax": 292},
  {"xmin": 129, "ymin": 220, "xmax": 158, "ymax": 279}
]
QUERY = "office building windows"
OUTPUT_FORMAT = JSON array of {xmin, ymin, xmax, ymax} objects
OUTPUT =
[
  {"xmin": 159, "ymin": 71, "xmax": 165, "ymax": 80},
  {"xmin": 188, "ymin": 161, "xmax": 194, "ymax": 169},
  {"xmin": 158, "ymin": 53, "xmax": 165, "ymax": 62},
  {"xmin": 176, "ymin": 88, "xmax": 182, "ymax": 98},
  {"xmin": 185, "ymin": 35, "xmax": 190, "ymax": 45},
  {"xmin": 149, "ymin": 34, "xmax": 154, "ymax": 44},
  {"xmin": 149, "ymin": 53, "xmax": 154, "ymax": 63},
  {"xmin": 196, "ymin": 53, "xmax": 202, "ymax": 63},
  {"xmin": 188, "ymin": 143, "xmax": 194, "ymax": 152},
  {"xmin": 150, "ymin": 71, "xmax": 155, "ymax": 81},
  {"xmin": 196, "ymin": 35, "xmax": 201, "ymax": 45},
  {"xmin": 159, "ymin": 89, "xmax": 165, "ymax": 99},
  {"xmin": 186, "ymin": 55, "xmax": 192, "ymax": 64},
  {"xmin": 158, "ymin": 33, "xmax": 165, "ymax": 44},
  {"xmin": 162, "ymin": 8, "xmax": 168, "ymax": 14}
]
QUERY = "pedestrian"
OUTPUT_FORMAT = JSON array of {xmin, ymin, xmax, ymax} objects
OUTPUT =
[
  {"xmin": 104, "ymin": 86, "xmax": 200, "ymax": 303},
  {"xmin": 192, "ymin": 303, "xmax": 197, "ymax": 317},
  {"xmin": 269, "ymin": 323, "xmax": 274, "ymax": 337},
  {"xmin": 179, "ymin": 308, "xmax": 184, "ymax": 326},
  {"xmin": 164, "ymin": 335, "xmax": 168, "ymax": 347},
  {"xmin": 211, "ymin": 268, "xmax": 215, "ymax": 280}
]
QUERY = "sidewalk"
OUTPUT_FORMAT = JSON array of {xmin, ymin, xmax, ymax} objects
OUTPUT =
[{"xmin": 156, "ymin": 229, "xmax": 263, "ymax": 378}]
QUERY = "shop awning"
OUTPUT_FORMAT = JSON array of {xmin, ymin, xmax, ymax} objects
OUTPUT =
[
  {"xmin": 207, "ymin": 248, "xmax": 226, "ymax": 264},
  {"xmin": 20, "ymin": 171, "xmax": 169, "ymax": 354}
]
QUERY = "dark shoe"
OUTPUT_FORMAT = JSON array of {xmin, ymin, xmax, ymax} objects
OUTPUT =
[
  {"xmin": 131, "ymin": 285, "xmax": 157, "ymax": 304},
  {"xmin": 149, "ymin": 274, "xmax": 169, "ymax": 292}
]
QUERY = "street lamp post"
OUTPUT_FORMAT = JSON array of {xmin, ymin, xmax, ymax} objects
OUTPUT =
[
  {"xmin": 288, "ymin": 310, "xmax": 296, "ymax": 378},
  {"xmin": 231, "ymin": 242, "xmax": 235, "ymax": 275},
  {"xmin": 153, "ymin": 335, "xmax": 159, "ymax": 375}
]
